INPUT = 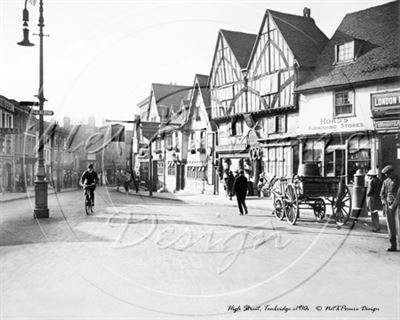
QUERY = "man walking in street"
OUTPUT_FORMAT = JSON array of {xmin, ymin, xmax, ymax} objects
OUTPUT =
[
  {"xmin": 233, "ymin": 169, "xmax": 248, "ymax": 215},
  {"xmin": 380, "ymin": 165, "xmax": 399, "ymax": 252}
]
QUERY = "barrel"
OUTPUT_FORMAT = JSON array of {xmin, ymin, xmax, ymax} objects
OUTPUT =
[{"xmin": 297, "ymin": 163, "xmax": 321, "ymax": 177}]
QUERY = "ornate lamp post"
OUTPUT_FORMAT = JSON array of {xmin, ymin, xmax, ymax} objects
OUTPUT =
[{"xmin": 18, "ymin": 0, "xmax": 49, "ymax": 218}]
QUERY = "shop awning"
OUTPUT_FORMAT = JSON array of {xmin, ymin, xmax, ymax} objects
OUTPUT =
[{"xmin": 215, "ymin": 143, "xmax": 247, "ymax": 154}]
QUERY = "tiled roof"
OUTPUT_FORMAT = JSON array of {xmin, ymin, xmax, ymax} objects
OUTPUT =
[
  {"xmin": 297, "ymin": 1, "xmax": 400, "ymax": 91},
  {"xmin": 151, "ymin": 83, "xmax": 191, "ymax": 119},
  {"xmin": 152, "ymin": 83, "xmax": 191, "ymax": 107},
  {"xmin": 267, "ymin": 9, "xmax": 328, "ymax": 68},
  {"xmin": 220, "ymin": 30, "xmax": 257, "ymax": 69},
  {"xmin": 195, "ymin": 74, "xmax": 211, "ymax": 107}
]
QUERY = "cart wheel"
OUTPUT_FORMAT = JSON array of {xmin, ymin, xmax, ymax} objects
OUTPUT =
[
  {"xmin": 274, "ymin": 198, "xmax": 285, "ymax": 221},
  {"xmin": 313, "ymin": 198, "xmax": 326, "ymax": 221},
  {"xmin": 285, "ymin": 184, "xmax": 299, "ymax": 225},
  {"xmin": 333, "ymin": 185, "xmax": 352, "ymax": 226}
]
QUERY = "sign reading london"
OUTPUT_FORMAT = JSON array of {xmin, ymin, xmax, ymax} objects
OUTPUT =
[
  {"xmin": 371, "ymin": 90, "xmax": 400, "ymax": 118},
  {"xmin": 372, "ymin": 91, "xmax": 400, "ymax": 108}
]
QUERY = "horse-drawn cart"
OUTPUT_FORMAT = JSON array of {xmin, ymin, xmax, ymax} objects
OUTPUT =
[{"xmin": 271, "ymin": 164, "xmax": 352, "ymax": 226}]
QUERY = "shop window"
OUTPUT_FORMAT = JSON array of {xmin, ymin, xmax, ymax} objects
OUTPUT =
[
  {"xmin": 167, "ymin": 162, "xmax": 176, "ymax": 176},
  {"xmin": 303, "ymin": 140, "xmax": 323, "ymax": 168},
  {"xmin": 334, "ymin": 90, "xmax": 354, "ymax": 116},
  {"xmin": 347, "ymin": 135, "xmax": 371, "ymax": 183},
  {"xmin": 324, "ymin": 149, "xmax": 345, "ymax": 177},
  {"xmin": 157, "ymin": 162, "xmax": 164, "ymax": 175},
  {"xmin": 264, "ymin": 147, "xmax": 276, "ymax": 175}
]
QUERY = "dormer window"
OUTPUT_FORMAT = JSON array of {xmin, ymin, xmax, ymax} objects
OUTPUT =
[{"xmin": 335, "ymin": 41, "xmax": 354, "ymax": 63}]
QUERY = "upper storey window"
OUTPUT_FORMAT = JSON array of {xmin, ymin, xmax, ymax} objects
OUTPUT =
[{"xmin": 335, "ymin": 41, "xmax": 354, "ymax": 63}]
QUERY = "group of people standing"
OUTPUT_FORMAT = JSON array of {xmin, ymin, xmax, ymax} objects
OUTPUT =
[
  {"xmin": 367, "ymin": 165, "xmax": 400, "ymax": 252},
  {"xmin": 225, "ymin": 165, "xmax": 400, "ymax": 251}
]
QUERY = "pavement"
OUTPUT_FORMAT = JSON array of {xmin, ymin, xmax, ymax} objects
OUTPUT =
[
  {"xmin": 116, "ymin": 187, "xmax": 388, "ymax": 232},
  {"xmin": 1, "ymin": 184, "xmax": 388, "ymax": 231},
  {"xmin": 0, "ymin": 185, "xmax": 77, "ymax": 202}
]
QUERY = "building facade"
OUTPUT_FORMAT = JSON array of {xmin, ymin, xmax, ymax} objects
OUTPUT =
[{"xmin": 296, "ymin": 1, "xmax": 400, "ymax": 182}]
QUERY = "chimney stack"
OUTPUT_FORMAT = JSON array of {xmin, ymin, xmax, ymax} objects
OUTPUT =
[{"xmin": 303, "ymin": 7, "xmax": 311, "ymax": 18}]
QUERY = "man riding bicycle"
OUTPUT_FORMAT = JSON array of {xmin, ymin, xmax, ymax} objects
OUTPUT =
[{"xmin": 80, "ymin": 163, "xmax": 98, "ymax": 207}]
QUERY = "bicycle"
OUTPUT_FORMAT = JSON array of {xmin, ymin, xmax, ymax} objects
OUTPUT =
[{"xmin": 83, "ymin": 183, "xmax": 96, "ymax": 215}]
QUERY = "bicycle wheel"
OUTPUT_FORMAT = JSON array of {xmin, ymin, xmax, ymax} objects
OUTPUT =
[{"xmin": 85, "ymin": 196, "xmax": 93, "ymax": 215}]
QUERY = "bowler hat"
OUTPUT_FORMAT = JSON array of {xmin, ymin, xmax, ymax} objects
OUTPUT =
[
  {"xmin": 367, "ymin": 169, "xmax": 378, "ymax": 176},
  {"xmin": 382, "ymin": 165, "xmax": 393, "ymax": 174}
]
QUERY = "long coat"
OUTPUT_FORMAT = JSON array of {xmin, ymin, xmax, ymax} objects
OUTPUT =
[
  {"xmin": 233, "ymin": 175, "xmax": 248, "ymax": 197},
  {"xmin": 366, "ymin": 176, "xmax": 382, "ymax": 211}
]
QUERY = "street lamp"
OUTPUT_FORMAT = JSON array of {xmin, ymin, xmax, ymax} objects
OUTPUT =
[{"xmin": 18, "ymin": 0, "xmax": 49, "ymax": 218}]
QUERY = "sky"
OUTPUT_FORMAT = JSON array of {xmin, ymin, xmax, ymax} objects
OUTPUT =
[{"xmin": 0, "ymin": 0, "xmax": 392, "ymax": 126}]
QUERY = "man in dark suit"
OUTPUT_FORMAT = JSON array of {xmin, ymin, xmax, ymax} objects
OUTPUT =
[
  {"xmin": 233, "ymin": 169, "xmax": 248, "ymax": 215},
  {"xmin": 380, "ymin": 165, "xmax": 399, "ymax": 251}
]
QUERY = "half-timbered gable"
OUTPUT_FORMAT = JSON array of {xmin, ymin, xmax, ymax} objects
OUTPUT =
[
  {"xmin": 210, "ymin": 30, "xmax": 256, "ymax": 119},
  {"xmin": 243, "ymin": 8, "xmax": 328, "ymax": 181},
  {"xmin": 181, "ymin": 74, "xmax": 215, "ymax": 194},
  {"xmin": 247, "ymin": 9, "xmax": 328, "ymax": 115}
]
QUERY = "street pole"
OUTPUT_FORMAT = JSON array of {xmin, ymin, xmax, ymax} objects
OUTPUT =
[
  {"xmin": 34, "ymin": 0, "xmax": 49, "ymax": 218},
  {"xmin": 149, "ymin": 140, "xmax": 153, "ymax": 197}
]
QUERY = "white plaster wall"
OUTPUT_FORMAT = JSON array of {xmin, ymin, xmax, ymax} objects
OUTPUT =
[{"xmin": 298, "ymin": 86, "xmax": 381, "ymax": 135}]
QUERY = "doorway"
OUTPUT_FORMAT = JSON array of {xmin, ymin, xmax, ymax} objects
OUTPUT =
[
  {"xmin": 325, "ymin": 149, "xmax": 346, "ymax": 177},
  {"xmin": 381, "ymin": 133, "xmax": 400, "ymax": 173}
]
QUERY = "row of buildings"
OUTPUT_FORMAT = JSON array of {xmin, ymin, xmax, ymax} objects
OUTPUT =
[
  {"xmin": 133, "ymin": 1, "xmax": 400, "ymax": 195},
  {"xmin": 0, "ymin": 98, "xmax": 130, "ymax": 192}
]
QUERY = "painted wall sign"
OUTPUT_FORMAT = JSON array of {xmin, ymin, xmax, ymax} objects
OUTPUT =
[{"xmin": 305, "ymin": 116, "xmax": 365, "ymax": 133}]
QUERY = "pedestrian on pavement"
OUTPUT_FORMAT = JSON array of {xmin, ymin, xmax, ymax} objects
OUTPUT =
[
  {"xmin": 226, "ymin": 171, "xmax": 235, "ymax": 200},
  {"xmin": 380, "ymin": 165, "xmax": 400, "ymax": 252},
  {"xmin": 123, "ymin": 172, "xmax": 130, "ymax": 195},
  {"xmin": 233, "ymin": 169, "xmax": 248, "ymax": 215},
  {"xmin": 116, "ymin": 170, "xmax": 121, "ymax": 191},
  {"xmin": 366, "ymin": 169, "xmax": 382, "ymax": 232},
  {"xmin": 132, "ymin": 170, "xmax": 139, "ymax": 193}
]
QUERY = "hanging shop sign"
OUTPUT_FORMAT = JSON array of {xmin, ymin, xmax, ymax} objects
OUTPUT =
[
  {"xmin": 374, "ymin": 119, "xmax": 400, "ymax": 131},
  {"xmin": 371, "ymin": 90, "xmax": 400, "ymax": 117},
  {"xmin": 249, "ymin": 147, "xmax": 262, "ymax": 161}
]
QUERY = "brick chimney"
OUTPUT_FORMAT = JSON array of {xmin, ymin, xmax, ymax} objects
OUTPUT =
[{"xmin": 303, "ymin": 7, "xmax": 311, "ymax": 18}]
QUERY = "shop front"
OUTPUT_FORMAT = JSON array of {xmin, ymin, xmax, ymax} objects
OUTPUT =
[
  {"xmin": 371, "ymin": 89, "xmax": 400, "ymax": 174},
  {"xmin": 298, "ymin": 93, "xmax": 377, "ymax": 184},
  {"xmin": 298, "ymin": 132, "xmax": 376, "ymax": 184}
]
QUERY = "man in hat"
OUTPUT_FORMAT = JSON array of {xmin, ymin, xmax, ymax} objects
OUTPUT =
[
  {"xmin": 380, "ymin": 165, "xmax": 399, "ymax": 251},
  {"xmin": 366, "ymin": 169, "xmax": 382, "ymax": 232},
  {"xmin": 233, "ymin": 169, "xmax": 248, "ymax": 215}
]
